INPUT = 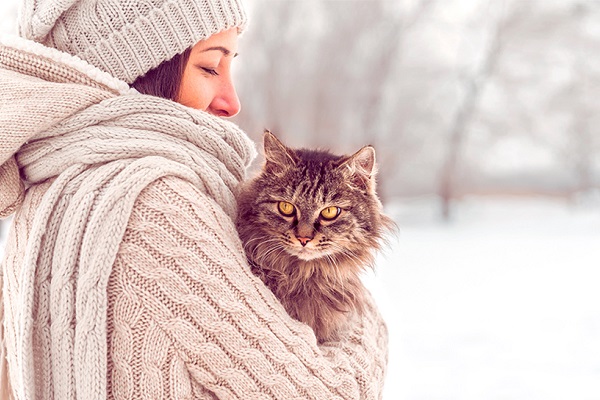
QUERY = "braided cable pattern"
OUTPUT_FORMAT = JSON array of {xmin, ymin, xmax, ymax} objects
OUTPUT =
[
  {"xmin": 107, "ymin": 177, "xmax": 388, "ymax": 399},
  {"xmin": 1, "ymin": 41, "xmax": 387, "ymax": 400},
  {"xmin": 1, "ymin": 57, "xmax": 255, "ymax": 399}
]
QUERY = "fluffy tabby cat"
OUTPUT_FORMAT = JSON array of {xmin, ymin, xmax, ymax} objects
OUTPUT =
[{"xmin": 237, "ymin": 131, "xmax": 393, "ymax": 342}]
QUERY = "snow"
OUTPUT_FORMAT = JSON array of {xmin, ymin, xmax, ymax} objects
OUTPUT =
[
  {"xmin": 2, "ymin": 196, "xmax": 598, "ymax": 398},
  {"xmin": 364, "ymin": 196, "xmax": 600, "ymax": 399}
]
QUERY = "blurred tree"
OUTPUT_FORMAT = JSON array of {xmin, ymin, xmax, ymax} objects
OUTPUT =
[
  {"xmin": 560, "ymin": 4, "xmax": 599, "ymax": 195},
  {"xmin": 235, "ymin": 0, "xmax": 600, "ymax": 212},
  {"xmin": 438, "ymin": 0, "xmax": 529, "ymax": 220},
  {"xmin": 236, "ymin": 0, "xmax": 431, "ymax": 201},
  {"xmin": 359, "ymin": 0, "xmax": 435, "ymax": 201}
]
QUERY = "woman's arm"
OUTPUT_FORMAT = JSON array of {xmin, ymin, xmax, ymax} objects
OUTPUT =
[{"xmin": 107, "ymin": 176, "xmax": 388, "ymax": 400}]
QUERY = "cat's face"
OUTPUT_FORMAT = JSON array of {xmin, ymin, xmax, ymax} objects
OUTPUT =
[
  {"xmin": 238, "ymin": 132, "xmax": 385, "ymax": 264},
  {"xmin": 262, "ymin": 183, "xmax": 365, "ymax": 261}
]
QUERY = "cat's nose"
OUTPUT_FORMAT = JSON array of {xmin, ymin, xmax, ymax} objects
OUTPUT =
[{"xmin": 297, "ymin": 237, "xmax": 313, "ymax": 247}]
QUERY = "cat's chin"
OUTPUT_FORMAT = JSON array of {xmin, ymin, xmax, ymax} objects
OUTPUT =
[
  {"xmin": 295, "ymin": 253, "xmax": 322, "ymax": 261},
  {"xmin": 285, "ymin": 248, "xmax": 324, "ymax": 261}
]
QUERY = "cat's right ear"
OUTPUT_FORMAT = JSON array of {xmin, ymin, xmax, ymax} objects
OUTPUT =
[
  {"xmin": 338, "ymin": 145, "xmax": 377, "ymax": 194},
  {"xmin": 263, "ymin": 130, "xmax": 297, "ymax": 175}
]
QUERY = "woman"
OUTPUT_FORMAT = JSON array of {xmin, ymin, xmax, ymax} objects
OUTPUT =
[{"xmin": 0, "ymin": 0, "xmax": 388, "ymax": 398}]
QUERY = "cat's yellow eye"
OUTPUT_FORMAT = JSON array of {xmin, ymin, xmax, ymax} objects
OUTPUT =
[
  {"xmin": 320, "ymin": 206, "xmax": 341, "ymax": 221},
  {"xmin": 278, "ymin": 201, "xmax": 296, "ymax": 216}
]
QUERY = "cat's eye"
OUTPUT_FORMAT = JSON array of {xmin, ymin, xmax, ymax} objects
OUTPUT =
[
  {"xmin": 278, "ymin": 201, "xmax": 296, "ymax": 216},
  {"xmin": 320, "ymin": 206, "xmax": 341, "ymax": 221}
]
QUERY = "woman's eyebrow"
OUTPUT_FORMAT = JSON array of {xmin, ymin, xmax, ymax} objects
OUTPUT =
[{"xmin": 201, "ymin": 46, "xmax": 237, "ymax": 57}]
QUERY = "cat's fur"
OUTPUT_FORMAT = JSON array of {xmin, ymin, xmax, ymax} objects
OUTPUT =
[{"xmin": 237, "ymin": 131, "xmax": 393, "ymax": 342}]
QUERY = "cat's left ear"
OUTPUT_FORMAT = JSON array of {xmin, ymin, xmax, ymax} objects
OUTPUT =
[
  {"xmin": 263, "ymin": 130, "xmax": 297, "ymax": 175},
  {"xmin": 339, "ymin": 146, "xmax": 377, "ymax": 193}
]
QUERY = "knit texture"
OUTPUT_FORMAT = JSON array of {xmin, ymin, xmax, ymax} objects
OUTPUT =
[
  {"xmin": 0, "ymin": 38, "xmax": 388, "ymax": 399},
  {"xmin": 0, "ymin": 38, "xmax": 249, "ymax": 399},
  {"xmin": 18, "ymin": 0, "xmax": 247, "ymax": 83},
  {"xmin": 105, "ymin": 177, "xmax": 388, "ymax": 399}
]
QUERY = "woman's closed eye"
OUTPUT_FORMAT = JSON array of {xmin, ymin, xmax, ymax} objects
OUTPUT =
[{"xmin": 198, "ymin": 66, "xmax": 219, "ymax": 76}]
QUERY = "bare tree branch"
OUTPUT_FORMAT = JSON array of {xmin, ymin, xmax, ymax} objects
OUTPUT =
[{"xmin": 438, "ymin": 0, "xmax": 528, "ymax": 220}]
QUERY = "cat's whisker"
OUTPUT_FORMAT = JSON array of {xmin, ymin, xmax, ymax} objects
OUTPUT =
[
  {"xmin": 260, "ymin": 246, "xmax": 284, "ymax": 264},
  {"xmin": 323, "ymin": 253, "xmax": 336, "ymax": 272},
  {"xmin": 329, "ymin": 255, "xmax": 347, "ymax": 292},
  {"xmin": 328, "ymin": 243, "xmax": 365, "ymax": 272},
  {"xmin": 271, "ymin": 248, "xmax": 288, "ymax": 271},
  {"xmin": 247, "ymin": 239, "xmax": 281, "ymax": 255},
  {"xmin": 343, "ymin": 253, "xmax": 367, "ymax": 272},
  {"xmin": 245, "ymin": 237, "xmax": 282, "ymax": 262},
  {"xmin": 256, "ymin": 243, "xmax": 286, "ymax": 266},
  {"xmin": 243, "ymin": 236, "xmax": 268, "ymax": 255},
  {"xmin": 244, "ymin": 235, "xmax": 279, "ymax": 250},
  {"xmin": 322, "ymin": 253, "xmax": 344, "ymax": 289}
]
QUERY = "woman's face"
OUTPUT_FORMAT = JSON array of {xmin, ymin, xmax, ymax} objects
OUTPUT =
[{"xmin": 177, "ymin": 28, "xmax": 240, "ymax": 117}]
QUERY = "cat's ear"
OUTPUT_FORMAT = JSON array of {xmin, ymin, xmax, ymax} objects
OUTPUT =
[
  {"xmin": 263, "ymin": 130, "xmax": 297, "ymax": 175},
  {"xmin": 339, "ymin": 145, "xmax": 377, "ymax": 193}
]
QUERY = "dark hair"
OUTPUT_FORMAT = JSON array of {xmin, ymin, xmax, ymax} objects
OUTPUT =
[{"xmin": 131, "ymin": 48, "xmax": 192, "ymax": 101}]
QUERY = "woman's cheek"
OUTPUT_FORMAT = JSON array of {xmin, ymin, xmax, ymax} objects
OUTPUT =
[{"xmin": 179, "ymin": 74, "xmax": 213, "ymax": 110}]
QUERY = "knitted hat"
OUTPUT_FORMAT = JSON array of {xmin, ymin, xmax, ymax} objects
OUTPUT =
[{"xmin": 18, "ymin": 0, "xmax": 248, "ymax": 84}]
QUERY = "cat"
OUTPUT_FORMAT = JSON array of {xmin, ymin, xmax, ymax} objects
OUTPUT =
[{"xmin": 236, "ymin": 131, "xmax": 394, "ymax": 343}]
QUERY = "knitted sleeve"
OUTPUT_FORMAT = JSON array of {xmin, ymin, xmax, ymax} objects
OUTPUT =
[{"xmin": 107, "ymin": 176, "xmax": 388, "ymax": 400}]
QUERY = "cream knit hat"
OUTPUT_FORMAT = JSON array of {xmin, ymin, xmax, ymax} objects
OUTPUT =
[{"xmin": 18, "ymin": 0, "xmax": 248, "ymax": 84}]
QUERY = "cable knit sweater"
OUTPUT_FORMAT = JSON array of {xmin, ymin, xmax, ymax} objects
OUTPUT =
[{"xmin": 0, "ymin": 35, "xmax": 388, "ymax": 399}]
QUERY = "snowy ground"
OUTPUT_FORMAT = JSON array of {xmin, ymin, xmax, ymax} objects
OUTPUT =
[
  {"xmin": 2, "ymin": 196, "xmax": 599, "ymax": 399},
  {"xmin": 365, "ymin": 196, "xmax": 600, "ymax": 400}
]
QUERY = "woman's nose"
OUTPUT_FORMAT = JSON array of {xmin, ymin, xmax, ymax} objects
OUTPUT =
[{"xmin": 208, "ymin": 76, "xmax": 241, "ymax": 117}]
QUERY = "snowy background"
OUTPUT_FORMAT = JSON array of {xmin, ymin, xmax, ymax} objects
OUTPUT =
[
  {"xmin": 2, "ymin": 0, "xmax": 600, "ymax": 399},
  {"xmin": 366, "ymin": 196, "xmax": 600, "ymax": 400}
]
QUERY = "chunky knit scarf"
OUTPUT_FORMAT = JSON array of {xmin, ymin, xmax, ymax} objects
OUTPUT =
[{"xmin": 0, "ymin": 35, "xmax": 255, "ymax": 399}]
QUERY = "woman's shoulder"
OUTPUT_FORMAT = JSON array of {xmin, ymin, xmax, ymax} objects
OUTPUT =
[{"xmin": 128, "ymin": 175, "xmax": 241, "ymax": 247}]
